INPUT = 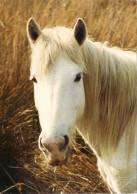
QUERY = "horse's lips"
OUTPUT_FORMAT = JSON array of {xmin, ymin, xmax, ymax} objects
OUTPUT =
[{"xmin": 46, "ymin": 147, "xmax": 70, "ymax": 166}]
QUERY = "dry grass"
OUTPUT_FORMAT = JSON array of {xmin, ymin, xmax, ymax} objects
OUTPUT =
[{"xmin": 0, "ymin": 0, "xmax": 136, "ymax": 193}]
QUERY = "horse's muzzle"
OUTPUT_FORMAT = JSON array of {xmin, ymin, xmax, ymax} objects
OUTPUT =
[
  {"xmin": 47, "ymin": 147, "xmax": 70, "ymax": 166},
  {"xmin": 39, "ymin": 135, "xmax": 70, "ymax": 166}
]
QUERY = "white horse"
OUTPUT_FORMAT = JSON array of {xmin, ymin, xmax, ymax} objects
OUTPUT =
[{"xmin": 26, "ymin": 18, "xmax": 137, "ymax": 193}]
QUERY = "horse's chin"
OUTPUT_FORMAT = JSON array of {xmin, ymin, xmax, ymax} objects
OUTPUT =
[
  {"xmin": 44, "ymin": 147, "xmax": 70, "ymax": 166},
  {"xmin": 48, "ymin": 158, "xmax": 68, "ymax": 166}
]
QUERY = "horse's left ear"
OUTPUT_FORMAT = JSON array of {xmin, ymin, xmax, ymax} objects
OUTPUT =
[
  {"xmin": 74, "ymin": 18, "xmax": 87, "ymax": 45},
  {"xmin": 27, "ymin": 17, "xmax": 41, "ymax": 46}
]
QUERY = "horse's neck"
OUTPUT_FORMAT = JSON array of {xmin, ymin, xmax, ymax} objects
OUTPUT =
[
  {"xmin": 97, "ymin": 127, "xmax": 137, "ymax": 193},
  {"xmin": 77, "ymin": 120, "xmax": 137, "ymax": 193},
  {"xmin": 76, "ymin": 105, "xmax": 102, "ymax": 156},
  {"xmin": 77, "ymin": 109, "xmax": 136, "ymax": 162}
]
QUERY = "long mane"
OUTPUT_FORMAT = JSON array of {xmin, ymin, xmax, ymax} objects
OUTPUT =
[
  {"xmin": 37, "ymin": 26, "xmax": 137, "ymax": 157},
  {"xmin": 80, "ymin": 39, "xmax": 137, "ymax": 157}
]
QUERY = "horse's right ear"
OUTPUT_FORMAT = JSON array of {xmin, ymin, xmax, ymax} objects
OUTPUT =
[
  {"xmin": 27, "ymin": 18, "xmax": 41, "ymax": 46},
  {"xmin": 73, "ymin": 18, "xmax": 87, "ymax": 45}
]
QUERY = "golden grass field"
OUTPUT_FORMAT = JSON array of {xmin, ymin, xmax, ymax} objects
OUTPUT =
[{"xmin": 0, "ymin": 0, "xmax": 136, "ymax": 193}]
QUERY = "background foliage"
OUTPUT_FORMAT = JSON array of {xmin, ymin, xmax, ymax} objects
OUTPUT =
[{"xmin": 0, "ymin": 0, "xmax": 136, "ymax": 193}]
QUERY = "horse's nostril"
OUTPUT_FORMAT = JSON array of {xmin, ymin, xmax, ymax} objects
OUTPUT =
[
  {"xmin": 55, "ymin": 135, "xmax": 69, "ymax": 152},
  {"xmin": 39, "ymin": 137, "xmax": 45, "ymax": 149},
  {"xmin": 63, "ymin": 135, "xmax": 69, "ymax": 149},
  {"xmin": 39, "ymin": 137, "xmax": 51, "ymax": 152}
]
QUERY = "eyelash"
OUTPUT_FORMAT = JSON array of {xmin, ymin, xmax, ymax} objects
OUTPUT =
[
  {"xmin": 74, "ymin": 73, "xmax": 82, "ymax": 82},
  {"xmin": 31, "ymin": 77, "xmax": 37, "ymax": 83}
]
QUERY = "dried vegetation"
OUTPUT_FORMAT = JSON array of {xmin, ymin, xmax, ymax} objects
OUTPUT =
[{"xmin": 0, "ymin": 0, "xmax": 136, "ymax": 193}]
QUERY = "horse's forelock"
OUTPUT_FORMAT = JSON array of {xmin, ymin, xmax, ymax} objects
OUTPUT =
[{"xmin": 39, "ymin": 27, "xmax": 86, "ymax": 72}]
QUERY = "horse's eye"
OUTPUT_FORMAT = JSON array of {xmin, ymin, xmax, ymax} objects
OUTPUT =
[
  {"xmin": 74, "ymin": 73, "xmax": 82, "ymax": 82},
  {"xmin": 31, "ymin": 77, "xmax": 37, "ymax": 83}
]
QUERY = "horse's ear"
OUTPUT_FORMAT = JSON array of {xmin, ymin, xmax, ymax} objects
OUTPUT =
[
  {"xmin": 74, "ymin": 18, "xmax": 87, "ymax": 45},
  {"xmin": 27, "ymin": 18, "xmax": 41, "ymax": 45}
]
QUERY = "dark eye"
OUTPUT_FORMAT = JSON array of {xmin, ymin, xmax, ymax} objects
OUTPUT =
[
  {"xmin": 31, "ymin": 77, "xmax": 37, "ymax": 83},
  {"xmin": 74, "ymin": 73, "xmax": 82, "ymax": 82}
]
